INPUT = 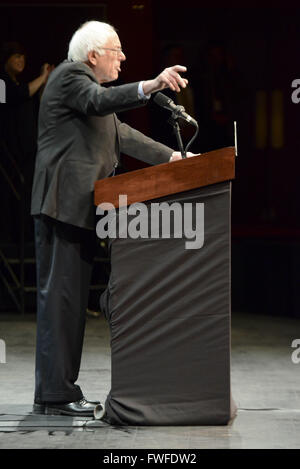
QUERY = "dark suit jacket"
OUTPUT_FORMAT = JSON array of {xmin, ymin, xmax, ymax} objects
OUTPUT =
[{"xmin": 31, "ymin": 61, "xmax": 173, "ymax": 229}]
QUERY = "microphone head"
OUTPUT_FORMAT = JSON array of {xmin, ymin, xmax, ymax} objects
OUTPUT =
[
  {"xmin": 153, "ymin": 92, "xmax": 198, "ymax": 127},
  {"xmin": 153, "ymin": 92, "xmax": 174, "ymax": 109}
]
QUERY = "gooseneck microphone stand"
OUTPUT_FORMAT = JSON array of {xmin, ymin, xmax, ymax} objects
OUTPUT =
[
  {"xmin": 167, "ymin": 106, "xmax": 199, "ymax": 159},
  {"xmin": 168, "ymin": 111, "xmax": 187, "ymax": 158}
]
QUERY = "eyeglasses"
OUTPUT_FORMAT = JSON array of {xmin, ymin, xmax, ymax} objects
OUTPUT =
[{"xmin": 100, "ymin": 47, "xmax": 124, "ymax": 56}]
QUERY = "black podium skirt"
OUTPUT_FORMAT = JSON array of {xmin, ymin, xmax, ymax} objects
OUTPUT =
[{"xmin": 100, "ymin": 182, "xmax": 235, "ymax": 425}]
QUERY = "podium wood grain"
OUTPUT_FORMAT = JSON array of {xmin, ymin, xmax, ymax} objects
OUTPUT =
[{"xmin": 94, "ymin": 146, "xmax": 235, "ymax": 208}]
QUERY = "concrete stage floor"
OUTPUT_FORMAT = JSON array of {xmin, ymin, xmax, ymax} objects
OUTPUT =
[{"xmin": 0, "ymin": 311, "xmax": 299, "ymax": 449}]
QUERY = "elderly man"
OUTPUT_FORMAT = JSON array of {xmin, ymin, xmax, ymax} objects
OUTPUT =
[{"xmin": 31, "ymin": 20, "xmax": 190, "ymax": 417}]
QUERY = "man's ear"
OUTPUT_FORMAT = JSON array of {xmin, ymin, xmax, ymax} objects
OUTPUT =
[{"xmin": 87, "ymin": 50, "xmax": 98, "ymax": 66}]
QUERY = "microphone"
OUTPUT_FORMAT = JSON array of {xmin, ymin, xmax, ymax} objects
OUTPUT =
[{"xmin": 153, "ymin": 92, "xmax": 198, "ymax": 127}]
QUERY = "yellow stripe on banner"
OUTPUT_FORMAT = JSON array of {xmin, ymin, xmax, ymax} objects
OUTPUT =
[
  {"xmin": 271, "ymin": 89, "xmax": 284, "ymax": 149},
  {"xmin": 255, "ymin": 90, "xmax": 267, "ymax": 149},
  {"xmin": 176, "ymin": 87, "xmax": 196, "ymax": 119}
]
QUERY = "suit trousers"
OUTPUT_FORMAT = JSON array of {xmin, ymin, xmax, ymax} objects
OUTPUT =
[{"xmin": 33, "ymin": 215, "xmax": 97, "ymax": 403}]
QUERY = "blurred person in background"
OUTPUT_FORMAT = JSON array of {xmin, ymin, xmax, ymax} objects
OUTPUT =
[{"xmin": 0, "ymin": 41, "xmax": 52, "ymax": 241}]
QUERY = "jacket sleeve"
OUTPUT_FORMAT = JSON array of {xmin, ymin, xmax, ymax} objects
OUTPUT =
[
  {"xmin": 116, "ymin": 117, "xmax": 174, "ymax": 166},
  {"xmin": 61, "ymin": 66, "xmax": 147, "ymax": 116}
]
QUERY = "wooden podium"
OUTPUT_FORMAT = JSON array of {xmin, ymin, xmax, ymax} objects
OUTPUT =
[{"xmin": 94, "ymin": 147, "xmax": 236, "ymax": 426}]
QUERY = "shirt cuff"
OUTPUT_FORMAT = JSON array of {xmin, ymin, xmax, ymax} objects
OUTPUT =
[{"xmin": 138, "ymin": 81, "xmax": 151, "ymax": 100}]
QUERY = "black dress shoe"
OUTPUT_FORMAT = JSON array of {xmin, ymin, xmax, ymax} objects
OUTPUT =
[{"xmin": 33, "ymin": 398, "xmax": 102, "ymax": 417}]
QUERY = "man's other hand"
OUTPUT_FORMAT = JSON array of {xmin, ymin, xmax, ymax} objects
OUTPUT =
[{"xmin": 169, "ymin": 152, "xmax": 200, "ymax": 162}]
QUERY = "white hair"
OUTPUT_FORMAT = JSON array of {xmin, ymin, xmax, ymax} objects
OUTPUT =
[{"xmin": 67, "ymin": 21, "xmax": 116, "ymax": 62}]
